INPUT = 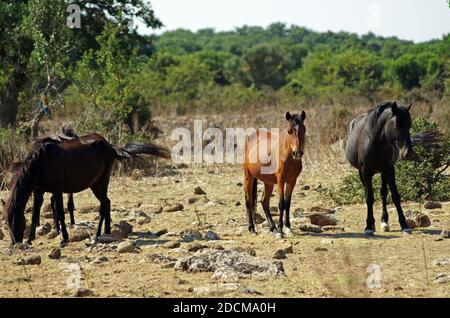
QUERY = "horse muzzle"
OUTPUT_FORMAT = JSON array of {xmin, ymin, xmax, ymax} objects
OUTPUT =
[{"xmin": 292, "ymin": 149, "xmax": 303, "ymax": 160}]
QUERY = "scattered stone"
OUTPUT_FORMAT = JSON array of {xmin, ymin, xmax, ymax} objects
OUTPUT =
[
  {"xmin": 175, "ymin": 249, "xmax": 285, "ymax": 280},
  {"xmin": 151, "ymin": 206, "xmax": 164, "ymax": 214},
  {"xmin": 134, "ymin": 210, "xmax": 151, "ymax": 222},
  {"xmin": 95, "ymin": 234, "xmax": 122, "ymax": 244},
  {"xmin": 112, "ymin": 221, "xmax": 133, "ymax": 239},
  {"xmin": 164, "ymin": 241, "xmax": 181, "ymax": 249},
  {"xmin": 90, "ymin": 256, "xmax": 109, "ymax": 265},
  {"xmin": 235, "ymin": 201, "xmax": 241, "ymax": 207},
  {"xmin": 69, "ymin": 229, "xmax": 91, "ymax": 242},
  {"xmin": 405, "ymin": 211, "xmax": 431, "ymax": 228},
  {"xmin": 441, "ymin": 230, "xmax": 450, "ymax": 239},
  {"xmin": 314, "ymin": 247, "xmax": 328, "ymax": 252},
  {"xmin": 48, "ymin": 248, "xmax": 61, "ymax": 260},
  {"xmin": 254, "ymin": 213, "xmax": 265, "ymax": 224},
  {"xmin": 187, "ymin": 243, "xmax": 208, "ymax": 253},
  {"xmin": 117, "ymin": 240, "xmax": 139, "ymax": 254},
  {"xmin": 41, "ymin": 211, "xmax": 53, "ymax": 219},
  {"xmin": 47, "ymin": 231, "xmax": 59, "ymax": 239},
  {"xmin": 273, "ymin": 249, "xmax": 287, "ymax": 259},
  {"xmin": 433, "ymin": 258, "xmax": 450, "ymax": 266},
  {"xmin": 204, "ymin": 230, "xmax": 219, "ymax": 241},
  {"xmin": 236, "ymin": 182, "xmax": 243, "ymax": 187},
  {"xmin": 155, "ymin": 229, "xmax": 168, "ymax": 237},
  {"xmin": 73, "ymin": 288, "xmax": 94, "ymax": 297},
  {"xmin": 180, "ymin": 229, "xmax": 202, "ymax": 242},
  {"xmin": 37, "ymin": 222, "xmax": 52, "ymax": 236},
  {"xmin": 301, "ymin": 185, "xmax": 311, "ymax": 191},
  {"xmin": 322, "ymin": 226, "xmax": 345, "ymax": 232},
  {"xmin": 194, "ymin": 186, "xmax": 206, "ymax": 195},
  {"xmin": 165, "ymin": 203, "xmax": 184, "ymax": 213},
  {"xmin": 186, "ymin": 196, "xmax": 200, "ymax": 205},
  {"xmin": 142, "ymin": 253, "xmax": 177, "ymax": 264},
  {"xmin": 282, "ymin": 243, "xmax": 293, "ymax": 254},
  {"xmin": 308, "ymin": 213, "xmax": 337, "ymax": 226},
  {"xmin": 16, "ymin": 255, "xmax": 41, "ymax": 266},
  {"xmin": 299, "ymin": 224, "xmax": 323, "ymax": 233},
  {"xmin": 424, "ymin": 201, "xmax": 443, "ymax": 210},
  {"xmin": 231, "ymin": 246, "xmax": 256, "ymax": 257},
  {"xmin": 433, "ymin": 274, "xmax": 450, "ymax": 284}
]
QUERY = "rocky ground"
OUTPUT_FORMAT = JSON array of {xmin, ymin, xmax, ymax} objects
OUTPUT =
[{"xmin": 1, "ymin": 160, "xmax": 450, "ymax": 298}]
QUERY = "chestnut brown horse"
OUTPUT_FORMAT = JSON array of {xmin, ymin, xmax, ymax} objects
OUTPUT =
[
  {"xmin": 243, "ymin": 111, "xmax": 306, "ymax": 238},
  {"xmin": 2, "ymin": 133, "xmax": 170, "ymax": 245}
]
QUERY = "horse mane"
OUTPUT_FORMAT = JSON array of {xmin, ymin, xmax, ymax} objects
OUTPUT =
[
  {"xmin": 366, "ymin": 101, "xmax": 396, "ymax": 139},
  {"xmin": 2, "ymin": 140, "xmax": 48, "ymax": 223}
]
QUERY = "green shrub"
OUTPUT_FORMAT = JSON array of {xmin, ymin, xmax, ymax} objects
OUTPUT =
[{"xmin": 327, "ymin": 117, "xmax": 450, "ymax": 204}]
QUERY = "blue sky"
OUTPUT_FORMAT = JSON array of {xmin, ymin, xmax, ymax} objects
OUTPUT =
[{"xmin": 137, "ymin": 0, "xmax": 450, "ymax": 43}]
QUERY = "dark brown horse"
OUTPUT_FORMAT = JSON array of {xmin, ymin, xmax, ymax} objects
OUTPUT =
[
  {"xmin": 346, "ymin": 101, "xmax": 414, "ymax": 236},
  {"xmin": 1, "ymin": 133, "xmax": 170, "ymax": 245},
  {"xmin": 243, "ymin": 111, "xmax": 306, "ymax": 238}
]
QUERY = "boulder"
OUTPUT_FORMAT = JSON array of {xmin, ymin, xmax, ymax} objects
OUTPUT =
[
  {"xmin": 299, "ymin": 224, "xmax": 322, "ymax": 233},
  {"xmin": 69, "ymin": 229, "xmax": 91, "ymax": 242},
  {"xmin": 165, "ymin": 203, "xmax": 184, "ymax": 213},
  {"xmin": 405, "ymin": 211, "xmax": 431, "ymax": 228},
  {"xmin": 180, "ymin": 229, "xmax": 202, "ymax": 242},
  {"xmin": 174, "ymin": 249, "xmax": 285, "ymax": 280},
  {"xmin": 117, "ymin": 240, "xmax": 139, "ymax": 254},
  {"xmin": 37, "ymin": 222, "xmax": 52, "ymax": 236},
  {"xmin": 112, "ymin": 221, "xmax": 133, "ymax": 239},
  {"xmin": 308, "ymin": 213, "xmax": 337, "ymax": 226},
  {"xmin": 48, "ymin": 248, "xmax": 61, "ymax": 260},
  {"xmin": 16, "ymin": 255, "xmax": 41, "ymax": 266},
  {"xmin": 203, "ymin": 230, "xmax": 219, "ymax": 241},
  {"xmin": 273, "ymin": 249, "xmax": 287, "ymax": 260},
  {"xmin": 194, "ymin": 186, "xmax": 206, "ymax": 195}
]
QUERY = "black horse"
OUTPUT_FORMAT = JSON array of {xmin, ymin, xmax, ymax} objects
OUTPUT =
[{"xmin": 345, "ymin": 101, "xmax": 414, "ymax": 236}]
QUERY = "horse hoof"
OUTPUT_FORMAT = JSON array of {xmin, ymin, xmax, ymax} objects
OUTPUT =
[
  {"xmin": 402, "ymin": 228, "xmax": 412, "ymax": 235},
  {"xmin": 59, "ymin": 240, "xmax": 68, "ymax": 248},
  {"xmin": 275, "ymin": 232, "xmax": 284, "ymax": 239},
  {"xmin": 380, "ymin": 223, "xmax": 390, "ymax": 233},
  {"xmin": 250, "ymin": 232, "xmax": 258, "ymax": 236},
  {"xmin": 364, "ymin": 230, "xmax": 375, "ymax": 237}
]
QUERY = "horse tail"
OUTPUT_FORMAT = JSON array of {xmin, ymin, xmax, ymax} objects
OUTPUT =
[
  {"xmin": 411, "ymin": 131, "xmax": 443, "ymax": 146},
  {"xmin": 113, "ymin": 142, "xmax": 171, "ymax": 161}
]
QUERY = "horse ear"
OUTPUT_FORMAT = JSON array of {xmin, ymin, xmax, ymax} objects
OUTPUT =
[
  {"xmin": 286, "ymin": 111, "xmax": 292, "ymax": 121},
  {"xmin": 407, "ymin": 103, "xmax": 413, "ymax": 111},
  {"xmin": 301, "ymin": 111, "xmax": 306, "ymax": 121},
  {"xmin": 391, "ymin": 101, "xmax": 398, "ymax": 115}
]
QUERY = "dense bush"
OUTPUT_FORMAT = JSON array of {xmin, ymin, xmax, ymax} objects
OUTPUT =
[{"xmin": 328, "ymin": 117, "xmax": 450, "ymax": 204}]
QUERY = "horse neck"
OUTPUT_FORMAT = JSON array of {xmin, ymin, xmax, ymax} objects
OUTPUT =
[
  {"xmin": 277, "ymin": 130, "xmax": 292, "ymax": 161},
  {"xmin": 3, "ymin": 148, "xmax": 41, "ymax": 224}
]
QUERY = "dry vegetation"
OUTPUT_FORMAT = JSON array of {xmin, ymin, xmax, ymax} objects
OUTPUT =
[{"xmin": 1, "ymin": 105, "xmax": 450, "ymax": 298}]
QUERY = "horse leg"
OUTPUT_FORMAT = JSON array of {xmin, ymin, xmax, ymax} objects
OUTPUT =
[
  {"xmin": 54, "ymin": 193, "xmax": 69, "ymax": 244},
  {"xmin": 50, "ymin": 195, "xmax": 60, "ymax": 234},
  {"xmin": 380, "ymin": 172, "xmax": 390, "ymax": 232},
  {"xmin": 284, "ymin": 182, "xmax": 296, "ymax": 234},
  {"xmin": 27, "ymin": 190, "xmax": 44, "ymax": 244},
  {"xmin": 244, "ymin": 173, "xmax": 257, "ymax": 234},
  {"xmin": 261, "ymin": 183, "xmax": 276, "ymax": 232},
  {"xmin": 276, "ymin": 176, "xmax": 286, "ymax": 238},
  {"xmin": 67, "ymin": 193, "xmax": 75, "ymax": 226},
  {"xmin": 386, "ymin": 166, "xmax": 411, "ymax": 234},
  {"xmin": 91, "ymin": 177, "xmax": 111, "ymax": 237},
  {"xmin": 362, "ymin": 169, "xmax": 375, "ymax": 236}
]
